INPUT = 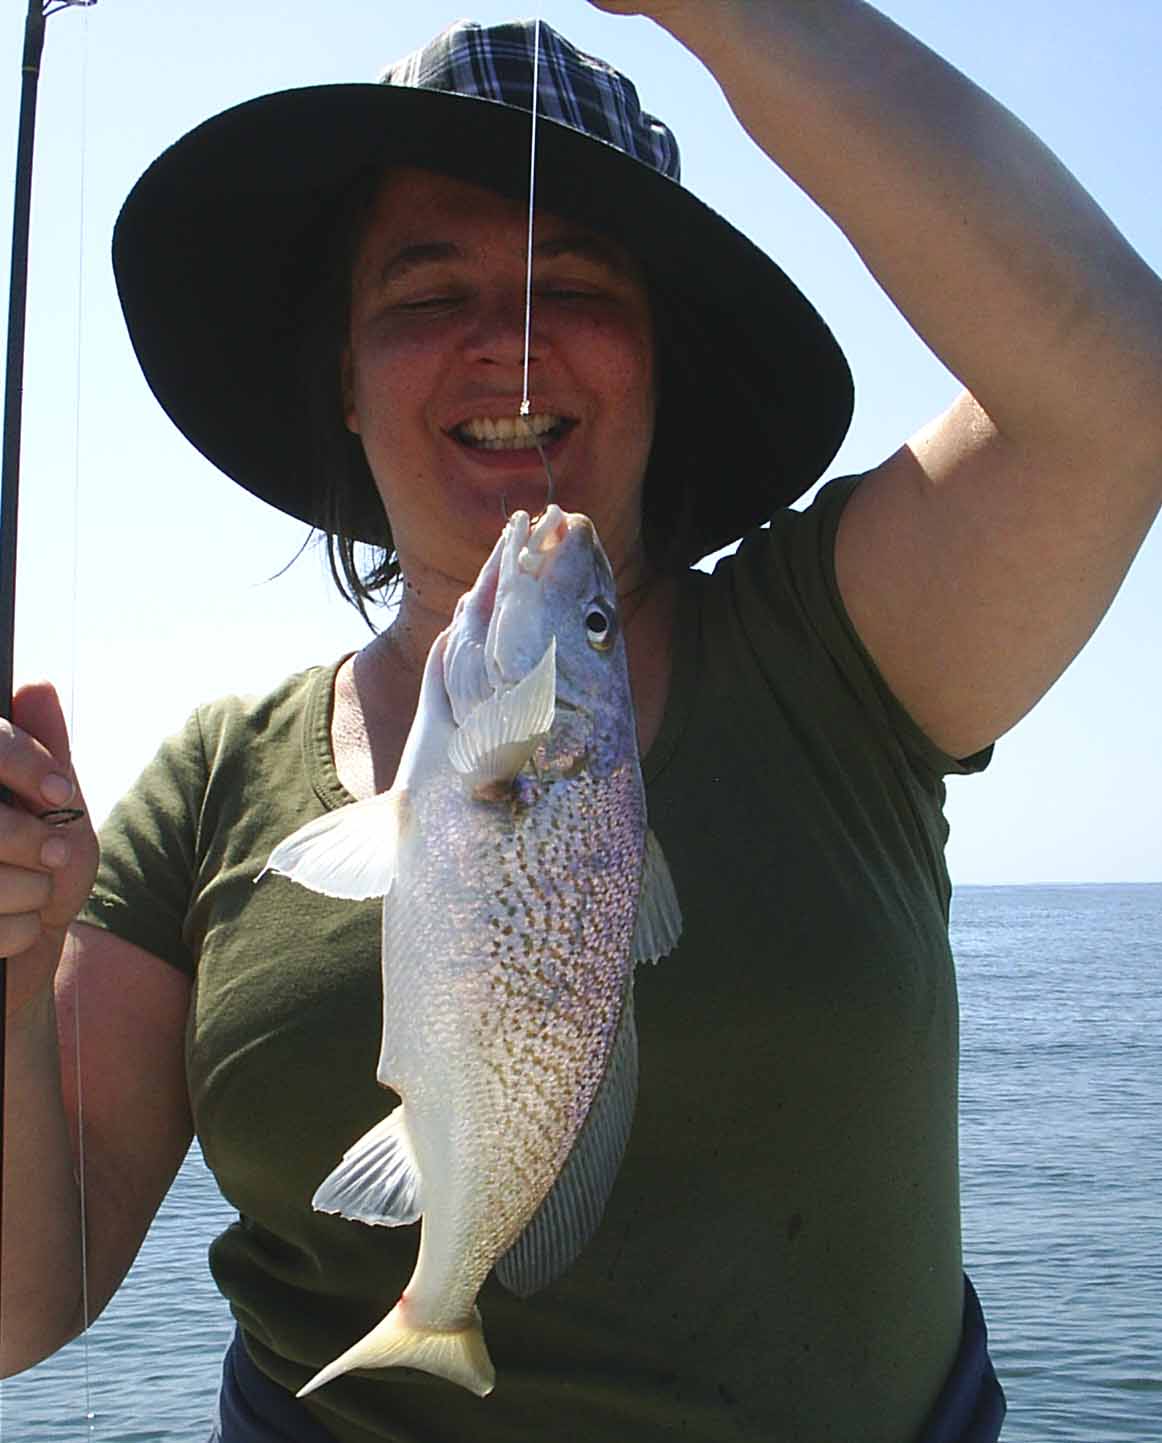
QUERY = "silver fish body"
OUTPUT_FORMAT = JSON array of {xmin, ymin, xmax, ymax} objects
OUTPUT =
[{"xmin": 265, "ymin": 506, "xmax": 680, "ymax": 1398}]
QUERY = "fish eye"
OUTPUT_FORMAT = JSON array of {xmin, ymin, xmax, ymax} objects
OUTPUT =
[{"xmin": 584, "ymin": 603, "xmax": 615, "ymax": 652}]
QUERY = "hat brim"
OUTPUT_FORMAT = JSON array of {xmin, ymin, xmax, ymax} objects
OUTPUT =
[{"xmin": 113, "ymin": 84, "xmax": 853, "ymax": 560}]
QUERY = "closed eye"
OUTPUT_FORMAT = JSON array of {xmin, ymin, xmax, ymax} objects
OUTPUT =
[
  {"xmin": 537, "ymin": 284, "xmax": 599, "ymax": 300},
  {"xmin": 393, "ymin": 291, "xmax": 467, "ymax": 312}
]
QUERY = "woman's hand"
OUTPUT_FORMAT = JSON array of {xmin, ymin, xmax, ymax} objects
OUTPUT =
[
  {"xmin": 0, "ymin": 681, "xmax": 99, "ymax": 1018},
  {"xmin": 0, "ymin": 687, "xmax": 194, "ymax": 1376},
  {"xmin": 583, "ymin": 1, "xmax": 685, "ymax": 18}
]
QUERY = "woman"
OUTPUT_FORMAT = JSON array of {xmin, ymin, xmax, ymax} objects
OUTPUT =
[{"xmin": 3, "ymin": 5, "xmax": 1160, "ymax": 1441}]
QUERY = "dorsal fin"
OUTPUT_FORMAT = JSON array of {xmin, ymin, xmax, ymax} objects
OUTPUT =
[
  {"xmin": 494, "ymin": 991, "xmax": 638, "ymax": 1297},
  {"xmin": 632, "ymin": 828, "xmax": 683, "ymax": 963}
]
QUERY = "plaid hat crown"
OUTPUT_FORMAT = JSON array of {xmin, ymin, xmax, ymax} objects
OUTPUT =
[{"xmin": 380, "ymin": 19, "xmax": 681, "ymax": 183}]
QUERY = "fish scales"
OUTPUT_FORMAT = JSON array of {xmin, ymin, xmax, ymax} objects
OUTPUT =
[
  {"xmin": 382, "ymin": 722, "xmax": 644, "ymax": 1319},
  {"xmin": 474, "ymin": 763, "xmax": 643, "ymax": 1175},
  {"xmin": 265, "ymin": 505, "xmax": 681, "ymax": 1398}
]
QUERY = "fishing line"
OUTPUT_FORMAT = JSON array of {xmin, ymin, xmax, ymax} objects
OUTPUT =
[
  {"xmin": 519, "ymin": 17, "xmax": 541, "ymax": 422},
  {"xmin": 71, "ymin": 7, "xmax": 97, "ymax": 1425},
  {"xmin": 65, "ymin": 3, "xmax": 89, "ymax": 745},
  {"xmin": 46, "ymin": 0, "xmax": 99, "ymax": 1434},
  {"xmin": 68, "ymin": 4, "xmax": 98, "ymax": 1434},
  {"xmin": 518, "ymin": 20, "xmax": 557, "ymax": 513}
]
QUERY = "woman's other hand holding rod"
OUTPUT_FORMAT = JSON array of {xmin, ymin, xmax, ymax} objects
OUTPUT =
[
  {"xmin": 1, "ymin": 683, "xmax": 97, "ymax": 1373},
  {"xmin": 1, "ymin": 684, "xmax": 193, "ymax": 1378},
  {"xmin": 1, "ymin": 683, "xmax": 97, "ymax": 1017}
]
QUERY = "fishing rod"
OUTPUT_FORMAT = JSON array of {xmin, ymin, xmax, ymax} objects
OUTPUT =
[{"xmin": 1, "ymin": 0, "xmax": 97, "ymax": 1334}]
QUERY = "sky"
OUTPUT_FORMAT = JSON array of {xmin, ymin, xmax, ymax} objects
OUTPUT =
[{"xmin": 0, "ymin": 0, "xmax": 1159, "ymax": 884}]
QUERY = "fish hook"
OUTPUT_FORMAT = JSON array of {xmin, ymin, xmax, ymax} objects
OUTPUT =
[
  {"xmin": 515, "ymin": 404, "xmax": 556, "ymax": 518},
  {"xmin": 531, "ymin": 429, "xmax": 556, "ymax": 512},
  {"xmin": 499, "ymin": 412, "xmax": 555, "ymax": 528}
]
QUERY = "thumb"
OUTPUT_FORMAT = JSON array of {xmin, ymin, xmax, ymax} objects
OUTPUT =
[{"xmin": 12, "ymin": 679, "xmax": 74, "ymax": 773}]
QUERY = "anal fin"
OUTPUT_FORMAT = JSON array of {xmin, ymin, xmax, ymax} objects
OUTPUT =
[{"xmin": 312, "ymin": 1107, "xmax": 423, "ymax": 1226}]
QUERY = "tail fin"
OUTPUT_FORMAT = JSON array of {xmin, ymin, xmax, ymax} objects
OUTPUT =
[{"xmin": 296, "ymin": 1303, "xmax": 495, "ymax": 1399}]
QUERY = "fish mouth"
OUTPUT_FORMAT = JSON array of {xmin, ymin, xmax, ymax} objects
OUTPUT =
[
  {"xmin": 443, "ymin": 505, "xmax": 594, "ymax": 723},
  {"xmin": 518, "ymin": 505, "xmax": 573, "ymax": 578},
  {"xmin": 483, "ymin": 506, "xmax": 580, "ymax": 689}
]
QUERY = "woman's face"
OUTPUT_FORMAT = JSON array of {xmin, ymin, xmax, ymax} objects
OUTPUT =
[{"xmin": 342, "ymin": 168, "xmax": 657, "ymax": 583}]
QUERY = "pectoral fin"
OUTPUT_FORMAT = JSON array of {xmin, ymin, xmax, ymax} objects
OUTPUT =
[
  {"xmin": 631, "ymin": 829, "xmax": 682, "ymax": 964},
  {"xmin": 261, "ymin": 789, "xmax": 405, "ymax": 900},
  {"xmin": 494, "ymin": 992, "xmax": 638, "ymax": 1298},
  {"xmin": 312, "ymin": 1107, "xmax": 423, "ymax": 1226},
  {"xmin": 447, "ymin": 637, "xmax": 556, "ymax": 789}
]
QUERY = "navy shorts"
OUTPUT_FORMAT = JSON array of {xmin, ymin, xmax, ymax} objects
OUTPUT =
[
  {"xmin": 917, "ymin": 1277, "xmax": 1007, "ymax": 1443},
  {"xmin": 209, "ymin": 1277, "xmax": 1005, "ymax": 1442},
  {"xmin": 208, "ymin": 1331, "xmax": 338, "ymax": 1443}
]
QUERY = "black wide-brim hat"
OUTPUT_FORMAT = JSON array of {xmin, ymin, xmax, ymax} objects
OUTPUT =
[{"xmin": 113, "ymin": 19, "xmax": 853, "ymax": 564}]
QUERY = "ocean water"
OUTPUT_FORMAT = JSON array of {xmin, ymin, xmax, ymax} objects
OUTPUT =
[
  {"xmin": 2, "ymin": 883, "xmax": 1159, "ymax": 1441},
  {"xmin": 955, "ymin": 884, "xmax": 1162, "ymax": 1441}
]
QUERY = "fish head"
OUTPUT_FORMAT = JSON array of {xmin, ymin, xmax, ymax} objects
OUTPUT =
[{"xmin": 442, "ymin": 505, "xmax": 635, "ymax": 776}]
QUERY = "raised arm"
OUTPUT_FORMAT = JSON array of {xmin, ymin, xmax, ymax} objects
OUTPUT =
[{"xmin": 596, "ymin": 0, "xmax": 1162, "ymax": 756}]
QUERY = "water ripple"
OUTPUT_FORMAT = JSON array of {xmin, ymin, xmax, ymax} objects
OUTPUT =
[
  {"xmin": 1, "ymin": 1143, "xmax": 234, "ymax": 1442},
  {"xmin": 3, "ymin": 886, "xmax": 1160, "ymax": 1441}
]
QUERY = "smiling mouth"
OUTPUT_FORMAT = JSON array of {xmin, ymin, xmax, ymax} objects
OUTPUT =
[{"xmin": 450, "ymin": 413, "xmax": 575, "ymax": 452}]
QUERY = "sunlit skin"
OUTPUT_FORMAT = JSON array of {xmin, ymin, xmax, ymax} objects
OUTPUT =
[
  {"xmin": 345, "ymin": 170, "xmax": 656, "ymax": 596},
  {"xmin": 334, "ymin": 170, "xmax": 674, "ymax": 798}
]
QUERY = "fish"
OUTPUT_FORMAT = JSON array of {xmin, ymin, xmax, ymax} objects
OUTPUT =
[{"xmin": 264, "ymin": 504, "xmax": 681, "ymax": 1399}]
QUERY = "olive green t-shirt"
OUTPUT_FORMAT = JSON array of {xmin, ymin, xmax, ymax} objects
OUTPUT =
[{"xmin": 81, "ymin": 477, "xmax": 989, "ymax": 1443}]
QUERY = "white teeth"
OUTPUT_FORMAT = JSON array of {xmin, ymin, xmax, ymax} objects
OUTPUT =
[{"xmin": 456, "ymin": 413, "xmax": 563, "ymax": 450}]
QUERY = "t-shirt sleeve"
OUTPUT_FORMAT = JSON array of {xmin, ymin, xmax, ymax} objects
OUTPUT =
[
  {"xmin": 77, "ymin": 708, "xmax": 210, "ymax": 977},
  {"xmin": 731, "ymin": 474, "xmax": 993, "ymax": 781}
]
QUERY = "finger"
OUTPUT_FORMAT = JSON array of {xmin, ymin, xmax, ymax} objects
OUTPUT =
[
  {"xmin": 0, "ymin": 861, "xmax": 54, "ymax": 915},
  {"xmin": 0, "ymin": 719, "xmax": 78, "ymax": 814},
  {"xmin": 0, "ymin": 803, "xmax": 74, "ymax": 870},
  {"xmin": 0, "ymin": 909, "xmax": 47, "ymax": 958},
  {"xmin": 0, "ymin": 683, "xmax": 81, "ymax": 815},
  {"xmin": 12, "ymin": 680, "xmax": 72, "ymax": 770}
]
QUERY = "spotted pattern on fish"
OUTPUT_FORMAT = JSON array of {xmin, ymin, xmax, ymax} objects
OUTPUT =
[
  {"xmin": 271, "ymin": 507, "xmax": 681, "ymax": 1399},
  {"xmin": 433, "ymin": 758, "xmax": 644, "ymax": 1305}
]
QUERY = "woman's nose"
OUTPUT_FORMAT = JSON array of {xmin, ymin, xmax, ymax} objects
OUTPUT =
[{"xmin": 462, "ymin": 290, "xmax": 543, "ymax": 368}]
